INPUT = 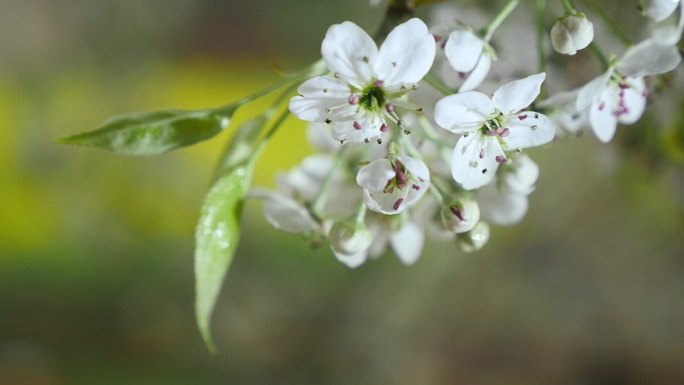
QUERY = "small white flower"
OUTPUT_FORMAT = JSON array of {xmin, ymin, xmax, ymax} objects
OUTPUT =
[
  {"xmin": 576, "ymin": 39, "xmax": 681, "ymax": 142},
  {"xmin": 356, "ymin": 155, "xmax": 430, "ymax": 214},
  {"xmin": 289, "ymin": 18, "xmax": 436, "ymax": 144},
  {"xmin": 477, "ymin": 154, "xmax": 539, "ymax": 226},
  {"xmin": 250, "ymin": 188, "xmax": 320, "ymax": 234},
  {"xmin": 550, "ymin": 14, "xmax": 594, "ymax": 55},
  {"xmin": 440, "ymin": 198, "xmax": 480, "ymax": 234},
  {"xmin": 434, "ymin": 73, "xmax": 555, "ymax": 190}
]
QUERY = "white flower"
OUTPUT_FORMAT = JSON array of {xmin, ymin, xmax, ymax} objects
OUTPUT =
[
  {"xmin": 550, "ymin": 14, "xmax": 594, "ymax": 55},
  {"xmin": 576, "ymin": 39, "xmax": 681, "ymax": 142},
  {"xmin": 289, "ymin": 18, "xmax": 436, "ymax": 144},
  {"xmin": 440, "ymin": 29, "xmax": 494, "ymax": 92},
  {"xmin": 251, "ymin": 154, "xmax": 361, "ymax": 235},
  {"xmin": 434, "ymin": 73, "xmax": 555, "ymax": 190},
  {"xmin": 250, "ymin": 188, "xmax": 320, "ymax": 234},
  {"xmin": 477, "ymin": 154, "xmax": 539, "ymax": 226},
  {"xmin": 440, "ymin": 198, "xmax": 480, "ymax": 234},
  {"xmin": 356, "ymin": 155, "xmax": 430, "ymax": 214}
]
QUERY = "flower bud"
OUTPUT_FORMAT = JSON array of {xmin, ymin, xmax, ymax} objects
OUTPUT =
[
  {"xmin": 457, "ymin": 221, "xmax": 490, "ymax": 253},
  {"xmin": 329, "ymin": 221, "xmax": 373, "ymax": 256},
  {"xmin": 551, "ymin": 14, "xmax": 594, "ymax": 55},
  {"xmin": 441, "ymin": 198, "xmax": 480, "ymax": 234}
]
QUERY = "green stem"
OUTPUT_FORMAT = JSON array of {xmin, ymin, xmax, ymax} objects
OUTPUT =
[
  {"xmin": 354, "ymin": 203, "xmax": 367, "ymax": 225},
  {"xmin": 536, "ymin": 0, "xmax": 548, "ymax": 73},
  {"xmin": 484, "ymin": 0, "xmax": 519, "ymax": 41},
  {"xmin": 589, "ymin": 42, "xmax": 610, "ymax": 70},
  {"xmin": 583, "ymin": 0, "xmax": 632, "ymax": 45},
  {"xmin": 216, "ymin": 60, "xmax": 325, "ymax": 115},
  {"xmin": 424, "ymin": 73, "xmax": 454, "ymax": 96},
  {"xmin": 311, "ymin": 146, "xmax": 346, "ymax": 217},
  {"xmin": 560, "ymin": 0, "xmax": 575, "ymax": 14}
]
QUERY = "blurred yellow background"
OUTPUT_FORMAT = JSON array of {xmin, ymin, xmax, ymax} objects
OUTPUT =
[{"xmin": 2, "ymin": 1, "xmax": 684, "ymax": 384}]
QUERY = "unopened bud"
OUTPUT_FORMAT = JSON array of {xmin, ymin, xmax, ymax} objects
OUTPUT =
[
  {"xmin": 551, "ymin": 14, "xmax": 594, "ymax": 55},
  {"xmin": 457, "ymin": 221, "xmax": 490, "ymax": 252},
  {"xmin": 329, "ymin": 221, "xmax": 372, "ymax": 256},
  {"xmin": 441, "ymin": 198, "xmax": 480, "ymax": 234}
]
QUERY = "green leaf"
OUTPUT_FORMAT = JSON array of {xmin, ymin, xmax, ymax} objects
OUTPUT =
[
  {"xmin": 56, "ymin": 105, "xmax": 238, "ymax": 155},
  {"xmin": 194, "ymin": 163, "xmax": 253, "ymax": 353}
]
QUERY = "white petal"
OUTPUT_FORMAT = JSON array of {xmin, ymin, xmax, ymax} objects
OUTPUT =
[
  {"xmin": 478, "ymin": 186, "xmax": 529, "ymax": 226},
  {"xmin": 363, "ymin": 188, "xmax": 410, "ymax": 215},
  {"xmin": 502, "ymin": 111, "xmax": 555, "ymax": 150},
  {"xmin": 356, "ymin": 158, "xmax": 394, "ymax": 191},
  {"xmin": 321, "ymin": 21, "xmax": 377, "ymax": 87},
  {"xmin": 617, "ymin": 38, "xmax": 681, "ymax": 77},
  {"xmin": 332, "ymin": 248, "xmax": 368, "ymax": 268},
  {"xmin": 589, "ymin": 93, "xmax": 618, "ymax": 142},
  {"xmin": 397, "ymin": 155, "xmax": 430, "ymax": 182},
  {"xmin": 640, "ymin": 0, "xmax": 679, "ymax": 21},
  {"xmin": 331, "ymin": 114, "xmax": 384, "ymax": 143},
  {"xmin": 492, "ymin": 73, "xmax": 546, "ymax": 114},
  {"xmin": 250, "ymin": 188, "xmax": 318, "ymax": 234},
  {"xmin": 374, "ymin": 18, "xmax": 436, "ymax": 87},
  {"xmin": 501, "ymin": 154, "xmax": 539, "ymax": 195},
  {"xmin": 390, "ymin": 221, "xmax": 425, "ymax": 265},
  {"xmin": 307, "ymin": 122, "xmax": 341, "ymax": 151},
  {"xmin": 451, "ymin": 134, "xmax": 500, "ymax": 190},
  {"xmin": 444, "ymin": 30, "xmax": 483, "ymax": 72},
  {"xmin": 458, "ymin": 53, "xmax": 491, "ymax": 92},
  {"xmin": 576, "ymin": 74, "xmax": 609, "ymax": 110},
  {"xmin": 617, "ymin": 78, "xmax": 647, "ymax": 125},
  {"xmin": 289, "ymin": 76, "xmax": 351, "ymax": 122},
  {"xmin": 434, "ymin": 91, "xmax": 495, "ymax": 133}
]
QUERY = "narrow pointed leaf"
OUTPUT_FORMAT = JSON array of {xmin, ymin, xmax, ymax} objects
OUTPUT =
[
  {"xmin": 56, "ymin": 105, "xmax": 238, "ymax": 155},
  {"xmin": 195, "ymin": 163, "xmax": 253, "ymax": 353}
]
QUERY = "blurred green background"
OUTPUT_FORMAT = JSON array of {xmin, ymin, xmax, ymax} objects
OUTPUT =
[{"xmin": 2, "ymin": 1, "xmax": 684, "ymax": 384}]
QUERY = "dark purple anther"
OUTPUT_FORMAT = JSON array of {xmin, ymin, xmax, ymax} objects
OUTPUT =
[
  {"xmin": 394, "ymin": 160, "xmax": 408, "ymax": 186},
  {"xmin": 393, "ymin": 198, "xmax": 404, "ymax": 211},
  {"xmin": 380, "ymin": 123, "xmax": 389, "ymax": 132},
  {"xmin": 348, "ymin": 94, "xmax": 360, "ymax": 105},
  {"xmin": 518, "ymin": 114, "xmax": 528, "ymax": 121},
  {"xmin": 353, "ymin": 121, "xmax": 362, "ymax": 130},
  {"xmin": 499, "ymin": 128, "xmax": 510, "ymax": 137},
  {"xmin": 495, "ymin": 155, "xmax": 507, "ymax": 164},
  {"xmin": 450, "ymin": 205, "xmax": 465, "ymax": 221},
  {"xmin": 385, "ymin": 103, "xmax": 395, "ymax": 113},
  {"xmin": 412, "ymin": 184, "xmax": 420, "ymax": 191}
]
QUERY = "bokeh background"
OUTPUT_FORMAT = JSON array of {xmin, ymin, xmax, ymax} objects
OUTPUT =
[{"xmin": 2, "ymin": 0, "xmax": 684, "ymax": 384}]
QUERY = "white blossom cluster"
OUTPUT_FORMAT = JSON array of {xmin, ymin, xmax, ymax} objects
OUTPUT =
[{"xmin": 254, "ymin": 1, "xmax": 682, "ymax": 268}]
